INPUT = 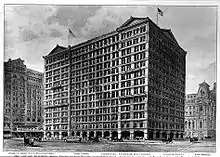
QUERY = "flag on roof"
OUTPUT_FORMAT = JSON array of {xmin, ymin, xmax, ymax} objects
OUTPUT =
[
  {"xmin": 157, "ymin": 8, "xmax": 163, "ymax": 16},
  {"xmin": 68, "ymin": 28, "xmax": 75, "ymax": 37}
]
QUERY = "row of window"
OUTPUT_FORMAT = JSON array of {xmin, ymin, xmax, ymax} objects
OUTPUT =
[
  {"xmin": 46, "ymin": 54, "xmax": 69, "ymax": 65},
  {"xmin": 53, "ymin": 92, "xmax": 68, "ymax": 99},
  {"xmin": 121, "ymin": 25, "xmax": 147, "ymax": 40},
  {"xmin": 45, "ymin": 124, "xmax": 68, "ymax": 130},
  {"xmin": 45, "ymin": 60, "xmax": 69, "ymax": 71},
  {"xmin": 149, "ymin": 121, "xmax": 184, "ymax": 130},
  {"xmin": 45, "ymin": 83, "xmax": 68, "ymax": 90},
  {"xmin": 45, "ymin": 118, "xmax": 68, "ymax": 124},
  {"xmin": 46, "ymin": 67, "xmax": 69, "ymax": 77},
  {"xmin": 72, "ymin": 50, "xmax": 119, "ymax": 63},
  {"xmin": 45, "ymin": 111, "xmax": 68, "ymax": 118},
  {"xmin": 45, "ymin": 106, "xmax": 68, "ymax": 113},
  {"xmin": 73, "ymin": 36, "xmax": 120, "ymax": 56},
  {"xmin": 69, "ymin": 97, "xmax": 145, "ymax": 112},
  {"xmin": 70, "ymin": 99, "xmax": 118, "ymax": 110},
  {"xmin": 44, "ymin": 98, "xmax": 68, "ymax": 105},
  {"xmin": 149, "ymin": 87, "xmax": 184, "ymax": 105},
  {"xmin": 148, "ymin": 96, "xmax": 184, "ymax": 111},
  {"xmin": 73, "ymin": 122, "xmax": 118, "ymax": 129},
  {"xmin": 185, "ymin": 120, "xmax": 203, "ymax": 129},
  {"xmin": 121, "ymin": 121, "xmax": 144, "ymax": 128},
  {"xmin": 121, "ymin": 37, "xmax": 146, "ymax": 48}
]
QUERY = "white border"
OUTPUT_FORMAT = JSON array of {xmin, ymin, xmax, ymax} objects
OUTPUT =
[{"xmin": 1, "ymin": 1, "xmax": 219, "ymax": 157}]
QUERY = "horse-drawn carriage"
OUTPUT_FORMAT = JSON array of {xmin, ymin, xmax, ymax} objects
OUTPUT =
[
  {"xmin": 161, "ymin": 137, "xmax": 173, "ymax": 143},
  {"xmin": 190, "ymin": 137, "xmax": 199, "ymax": 143},
  {"xmin": 24, "ymin": 136, "xmax": 38, "ymax": 146}
]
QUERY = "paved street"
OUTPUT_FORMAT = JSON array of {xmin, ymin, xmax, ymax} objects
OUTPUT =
[{"xmin": 3, "ymin": 138, "xmax": 216, "ymax": 152}]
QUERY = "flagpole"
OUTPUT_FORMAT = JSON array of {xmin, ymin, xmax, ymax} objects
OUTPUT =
[
  {"xmin": 67, "ymin": 28, "xmax": 70, "ymax": 46},
  {"xmin": 156, "ymin": 9, "xmax": 158, "ymax": 26}
]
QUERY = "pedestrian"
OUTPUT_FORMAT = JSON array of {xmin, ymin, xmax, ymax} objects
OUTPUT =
[{"xmin": 24, "ymin": 133, "xmax": 29, "ymax": 146}]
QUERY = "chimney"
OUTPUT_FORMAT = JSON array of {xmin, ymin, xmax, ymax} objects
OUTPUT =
[{"xmin": 212, "ymin": 82, "xmax": 216, "ymax": 91}]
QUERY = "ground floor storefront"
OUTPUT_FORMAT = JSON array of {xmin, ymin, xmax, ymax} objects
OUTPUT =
[{"xmin": 44, "ymin": 129, "xmax": 184, "ymax": 140}]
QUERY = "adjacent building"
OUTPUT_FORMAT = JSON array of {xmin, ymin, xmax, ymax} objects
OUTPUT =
[
  {"xmin": 4, "ymin": 58, "xmax": 44, "ymax": 137},
  {"xmin": 43, "ymin": 16, "xmax": 186, "ymax": 140},
  {"xmin": 184, "ymin": 81, "xmax": 216, "ymax": 139}
]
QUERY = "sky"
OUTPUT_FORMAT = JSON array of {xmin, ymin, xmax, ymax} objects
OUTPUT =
[{"xmin": 4, "ymin": 5, "xmax": 217, "ymax": 94}]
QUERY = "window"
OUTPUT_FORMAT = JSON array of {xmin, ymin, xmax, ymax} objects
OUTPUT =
[
  {"xmin": 127, "ymin": 40, "xmax": 132, "ymax": 46},
  {"xmin": 200, "ymin": 121, "xmax": 202, "ymax": 128},
  {"xmin": 134, "ymin": 46, "xmax": 139, "ymax": 52},
  {"xmin": 121, "ymin": 33, "xmax": 126, "ymax": 39},
  {"xmin": 121, "ymin": 42, "xmax": 126, "ymax": 48},
  {"xmin": 200, "ymin": 106, "xmax": 203, "ymax": 111},
  {"xmin": 140, "ymin": 44, "xmax": 146, "ymax": 51},
  {"xmin": 140, "ymin": 36, "xmax": 146, "ymax": 42},
  {"xmin": 133, "ymin": 38, "xmax": 139, "ymax": 44},
  {"xmin": 140, "ymin": 26, "xmax": 146, "ymax": 33}
]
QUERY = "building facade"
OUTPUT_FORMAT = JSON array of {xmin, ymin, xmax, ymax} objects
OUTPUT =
[
  {"xmin": 4, "ymin": 58, "xmax": 44, "ymax": 137},
  {"xmin": 43, "ymin": 16, "xmax": 186, "ymax": 140},
  {"xmin": 185, "ymin": 82, "xmax": 216, "ymax": 139}
]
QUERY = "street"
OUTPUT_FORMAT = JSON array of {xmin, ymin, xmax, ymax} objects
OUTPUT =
[{"xmin": 3, "ymin": 138, "xmax": 216, "ymax": 152}]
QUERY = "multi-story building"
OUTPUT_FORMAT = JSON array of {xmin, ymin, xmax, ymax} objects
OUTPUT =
[
  {"xmin": 43, "ymin": 45, "xmax": 70, "ymax": 139},
  {"xmin": 185, "ymin": 81, "xmax": 216, "ymax": 139},
  {"xmin": 26, "ymin": 69, "xmax": 44, "ymax": 126},
  {"xmin": 4, "ymin": 58, "xmax": 44, "ymax": 137},
  {"xmin": 43, "ymin": 16, "xmax": 186, "ymax": 140}
]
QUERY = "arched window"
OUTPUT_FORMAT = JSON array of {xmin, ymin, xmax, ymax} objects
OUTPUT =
[
  {"xmin": 200, "ymin": 106, "xmax": 203, "ymax": 111},
  {"xmin": 188, "ymin": 121, "xmax": 191, "ymax": 129},
  {"xmin": 200, "ymin": 121, "xmax": 202, "ymax": 128}
]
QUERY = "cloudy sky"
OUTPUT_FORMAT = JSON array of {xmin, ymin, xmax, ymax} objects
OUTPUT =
[{"xmin": 4, "ymin": 5, "xmax": 217, "ymax": 94}]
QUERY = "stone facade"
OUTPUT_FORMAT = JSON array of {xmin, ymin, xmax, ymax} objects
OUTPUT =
[
  {"xmin": 184, "ymin": 82, "xmax": 216, "ymax": 139},
  {"xmin": 4, "ymin": 58, "xmax": 44, "ymax": 137},
  {"xmin": 43, "ymin": 16, "xmax": 186, "ymax": 140}
]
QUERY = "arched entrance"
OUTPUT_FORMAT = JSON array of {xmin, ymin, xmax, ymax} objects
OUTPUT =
[
  {"xmin": 104, "ymin": 131, "xmax": 110, "ymax": 138},
  {"xmin": 181, "ymin": 133, "xmax": 183, "ymax": 139},
  {"xmin": 176, "ymin": 133, "xmax": 179, "ymax": 139},
  {"xmin": 89, "ymin": 131, "xmax": 94, "ymax": 138},
  {"xmin": 170, "ymin": 132, "xmax": 174, "ymax": 139},
  {"xmin": 54, "ymin": 132, "xmax": 59, "ymax": 139},
  {"xmin": 134, "ymin": 131, "xmax": 144, "ymax": 139},
  {"xmin": 96, "ymin": 131, "xmax": 102, "ymax": 138},
  {"xmin": 82, "ymin": 132, "xmax": 87, "ymax": 138},
  {"xmin": 62, "ymin": 132, "xmax": 68, "ymax": 138},
  {"xmin": 156, "ymin": 131, "xmax": 160, "ymax": 139},
  {"xmin": 46, "ymin": 132, "xmax": 52, "ymax": 138},
  {"xmin": 148, "ymin": 130, "xmax": 154, "ymax": 140},
  {"xmin": 121, "ymin": 131, "xmax": 130, "ymax": 139},
  {"xmin": 162, "ymin": 132, "xmax": 167, "ymax": 139},
  {"xmin": 76, "ymin": 131, "xmax": 80, "ymax": 137},
  {"xmin": 71, "ymin": 131, "xmax": 75, "ymax": 136},
  {"xmin": 112, "ymin": 131, "xmax": 118, "ymax": 139}
]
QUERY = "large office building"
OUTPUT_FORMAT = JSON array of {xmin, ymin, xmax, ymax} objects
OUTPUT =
[
  {"xmin": 43, "ymin": 16, "xmax": 186, "ymax": 140},
  {"xmin": 4, "ymin": 58, "xmax": 44, "ymax": 137},
  {"xmin": 185, "ymin": 82, "xmax": 216, "ymax": 139}
]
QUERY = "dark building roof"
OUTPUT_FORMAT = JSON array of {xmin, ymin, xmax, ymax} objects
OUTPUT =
[
  {"xmin": 46, "ymin": 16, "xmax": 185, "ymax": 57},
  {"xmin": 48, "ymin": 44, "xmax": 67, "ymax": 56},
  {"xmin": 118, "ymin": 16, "xmax": 148, "ymax": 29},
  {"xmin": 161, "ymin": 29, "xmax": 178, "ymax": 45},
  {"xmin": 199, "ymin": 81, "xmax": 210, "ymax": 88}
]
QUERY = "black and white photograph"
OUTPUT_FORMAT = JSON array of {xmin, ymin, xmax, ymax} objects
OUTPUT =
[{"xmin": 2, "ymin": 2, "xmax": 218, "ymax": 156}]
